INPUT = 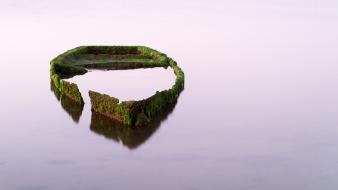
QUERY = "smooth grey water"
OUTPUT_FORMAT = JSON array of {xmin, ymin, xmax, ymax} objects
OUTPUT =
[{"xmin": 1, "ymin": 1, "xmax": 338, "ymax": 190}]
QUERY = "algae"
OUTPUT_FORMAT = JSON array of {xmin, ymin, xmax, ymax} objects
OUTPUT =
[{"xmin": 50, "ymin": 81, "xmax": 84, "ymax": 122}]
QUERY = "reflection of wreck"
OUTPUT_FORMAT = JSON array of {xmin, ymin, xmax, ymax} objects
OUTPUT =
[
  {"xmin": 50, "ymin": 81, "xmax": 83, "ymax": 123},
  {"xmin": 50, "ymin": 80, "xmax": 182, "ymax": 149},
  {"xmin": 90, "ymin": 97, "xmax": 179, "ymax": 149}
]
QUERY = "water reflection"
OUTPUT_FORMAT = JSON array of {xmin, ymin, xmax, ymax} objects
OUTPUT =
[
  {"xmin": 50, "ymin": 81, "xmax": 84, "ymax": 122},
  {"xmin": 90, "ymin": 97, "xmax": 178, "ymax": 149},
  {"xmin": 50, "ymin": 80, "xmax": 181, "ymax": 149}
]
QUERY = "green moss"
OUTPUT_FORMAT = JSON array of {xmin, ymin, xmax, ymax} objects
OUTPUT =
[
  {"xmin": 50, "ymin": 76, "xmax": 84, "ymax": 105},
  {"xmin": 50, "ymin": 80, "xmax": 84, "ymax": 122},
  {"xmin": 59, "ymin": 80, "xmax": 84, "ymax": 104}
]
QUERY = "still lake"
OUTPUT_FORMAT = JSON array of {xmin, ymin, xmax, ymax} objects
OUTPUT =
[{"xmin": 1, "ymin": 1, "xmax": 338, "ymax": 190}]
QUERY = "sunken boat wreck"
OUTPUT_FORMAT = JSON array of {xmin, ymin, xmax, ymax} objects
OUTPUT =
[{"xmin": 50, "ymin": 46, "xmax": 184, "ymax": 127}]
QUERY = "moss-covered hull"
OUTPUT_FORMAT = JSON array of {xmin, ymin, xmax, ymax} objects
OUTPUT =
[{"xmin": 50, "ymin": 46, "xmax": 184, "ymax": 126}]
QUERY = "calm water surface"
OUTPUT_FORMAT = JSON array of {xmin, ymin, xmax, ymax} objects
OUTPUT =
[{"xmin": 1, "ymin": 1, "xmax": 338, "ymax": 190}]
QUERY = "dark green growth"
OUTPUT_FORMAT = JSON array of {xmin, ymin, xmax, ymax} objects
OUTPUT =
[
  {"xmin": 50, "ymin": 46, "xmax": 184, "ymax": 126},
  {"xmin": 50, "ymin": 63, "xmax": 85, "ymax": 105},
  {"xmin": 50, "ymin": 81, "xmax": 84, "ymax": 122}
]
